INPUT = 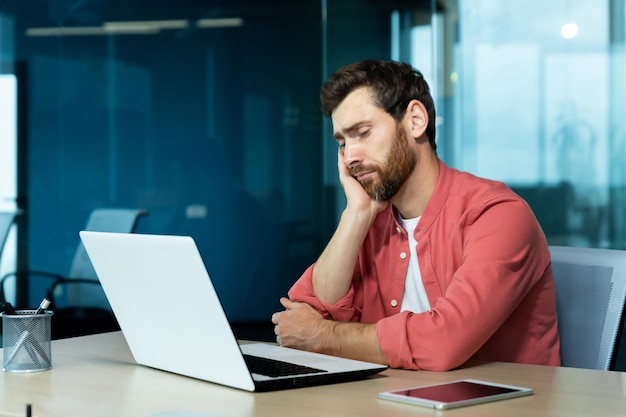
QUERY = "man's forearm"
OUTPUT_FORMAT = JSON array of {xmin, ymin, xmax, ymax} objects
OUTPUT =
[
  {"xmin": 312, "ymin": 209, "xmax": 373, "ymax": 304},
  {"xmin": 315, "ymin": 320, "xmax": 388, "ymax": 365},
  {"xmin": 274, "ymin": 299, "xmax": 388, "ymax": 365}
]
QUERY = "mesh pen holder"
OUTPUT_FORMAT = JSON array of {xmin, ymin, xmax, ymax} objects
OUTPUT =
[{"xmin": 2, "ymin": 309, "xmax": 54, "ymax": 372}]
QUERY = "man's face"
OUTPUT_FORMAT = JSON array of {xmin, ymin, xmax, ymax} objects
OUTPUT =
[
  {"xmin": 332, "ymin": 87, "xmax": 417, "ymax": 202},
  {"xmin": 351, "ymin": 123, "xmax": 416, "ymax": 201}
]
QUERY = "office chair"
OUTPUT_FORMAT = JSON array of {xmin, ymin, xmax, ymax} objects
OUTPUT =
[
  {"xmin": 0, "ymin": 210, "xmax": 21, "ymax": 309},
  {"xmin": 0, "ymin": 210, "xmax": 21, "ymax": 260},
  {"xmin": 549, "ymin": 245, "xmax": 626, "ymax": 370},
  {"xmin": 0, "ymin": 207, "xmax": 148, "ymax": 339}
]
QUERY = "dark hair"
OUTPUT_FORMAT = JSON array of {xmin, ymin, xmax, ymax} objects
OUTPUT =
[{"xmin": 320, "ymin": 59, "xmax": 437, "ymax": 151}]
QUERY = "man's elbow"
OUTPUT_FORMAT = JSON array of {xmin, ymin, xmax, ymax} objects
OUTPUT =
[
  {"xmin": 419, "ymin": 357, "xmax": 466, "ymax": 372},
  {"xmin": 397, "ymin": 347, "xmax": 472, "ymax": 372}
]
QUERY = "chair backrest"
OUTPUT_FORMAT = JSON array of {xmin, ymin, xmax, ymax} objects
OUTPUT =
[
  {"xmin": 0, "ymin": 211, "xmax": 21, "ymax": 305},
  {"xmin": 68, "ymin": 208, "xmax": 148, "ymax": 279},
  {"xmin": 549, "ymin": 245, "xmax": 626, "ymax": 370},
  {"xmin": 0, "ymin": 213, "xmax": 13, "ymax": 252},
  {"xmin": 64, "ymin": 208, "xmax": 147, "ymax": 308},
  {"xmin": 0, "ymin": 211, "xmax": 19, "ymax": 257}
]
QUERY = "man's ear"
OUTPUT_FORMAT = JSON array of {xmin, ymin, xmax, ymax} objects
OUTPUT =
[{"xmin": 406, "ymin": 99, "xmax": 428, "ymax": 139}]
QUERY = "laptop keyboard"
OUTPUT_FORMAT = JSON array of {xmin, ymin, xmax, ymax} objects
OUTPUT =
[{"xmin": 243, "ymin": 354, "xmax": 327, "ymax": 377}]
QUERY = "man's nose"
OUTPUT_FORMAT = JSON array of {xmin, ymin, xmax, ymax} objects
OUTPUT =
[{"xmin": 342, "ymin": 141, "xmax": 361, "ymax": 167}]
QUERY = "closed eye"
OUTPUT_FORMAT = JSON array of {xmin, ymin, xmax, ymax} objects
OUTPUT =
[
  {"xmin": 334, "ymin": 122, "xmax": 372, "ymax": 146},
  {"xmin": 354, "ymin": 127, "xmax": 370, "ymax": 139}
]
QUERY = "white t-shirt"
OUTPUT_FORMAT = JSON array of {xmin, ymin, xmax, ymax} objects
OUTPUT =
[{"xmin": 398, "ymin": 215, "xmax": 431, "ymax": 313}]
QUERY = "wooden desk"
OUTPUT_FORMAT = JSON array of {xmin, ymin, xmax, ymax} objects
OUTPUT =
[{"xmin": 1, "ymin": 332, "xmax": 625, "ymax": 417}]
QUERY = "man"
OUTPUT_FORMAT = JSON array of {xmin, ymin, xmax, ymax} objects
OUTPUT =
[{"xmin": 271, "ymin": 59, "xmax": 561, "ymax": 371}]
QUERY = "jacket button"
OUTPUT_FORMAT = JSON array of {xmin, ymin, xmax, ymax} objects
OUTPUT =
[
  {"xmin": 400, "ymin": 252, "xmax": 407, "ymax": 259},
  {"xmin": 391, "ymin": 299, "xmax": 398, "ymax": 307}
]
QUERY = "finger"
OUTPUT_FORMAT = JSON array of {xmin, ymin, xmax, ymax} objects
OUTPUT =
[
  {"xmin": 279, "ymin": 297, "xmax": 293, "ymax": 309},
  {"xmin": 271, "ymin": 312, "xmax": 280, "ymax": 324}
]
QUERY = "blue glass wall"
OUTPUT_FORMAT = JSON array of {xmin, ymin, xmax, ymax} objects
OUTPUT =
[
  {"xmin": 3, "ymin": 0, "xmax": 626, "ymax": 333},
  {"xmin": 2, "ymin": 0, "xmax": 328, "ymax": 321}
]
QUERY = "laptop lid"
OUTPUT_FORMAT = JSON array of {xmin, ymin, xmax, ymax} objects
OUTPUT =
[{"xmin": 78, "ymin": 231, "xmax": 387, "ymax": 391}]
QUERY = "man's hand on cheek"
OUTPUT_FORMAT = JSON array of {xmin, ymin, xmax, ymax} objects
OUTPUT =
[{"xmin": 337, "ymin": 149, "xmax": 388, "ymax": 218}]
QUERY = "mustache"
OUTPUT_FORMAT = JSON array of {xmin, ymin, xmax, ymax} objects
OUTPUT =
[{"xmin": 349, "ymin": 165, "xmax": 377, "ymax": 178}]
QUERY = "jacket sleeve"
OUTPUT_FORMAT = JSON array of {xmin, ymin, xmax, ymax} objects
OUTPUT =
[{"xmin": 287, "ymin": 264, "xmax": 362, "ymax": 322}]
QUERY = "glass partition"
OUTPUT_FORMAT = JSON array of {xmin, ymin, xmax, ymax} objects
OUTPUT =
[
  {"xmin": 1, "ymin": 0, "xmax": 625, "ymax": 325},
  {"xmin": 439, "ymin": 0, "xmax": 626, "ymax": 250},
  {"xmin": 0, "ymin": 1, "xmax": 324, "ymax": 321}
]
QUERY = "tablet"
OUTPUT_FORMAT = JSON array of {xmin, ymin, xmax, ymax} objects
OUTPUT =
[{"xmin": 378, "ymin": 379, "xmax": 533, "ymax": 410}]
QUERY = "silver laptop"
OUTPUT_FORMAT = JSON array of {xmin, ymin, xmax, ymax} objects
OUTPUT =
[{"xmin": 79, "ymin": 231, "xmax": 387, "ymax": 392}]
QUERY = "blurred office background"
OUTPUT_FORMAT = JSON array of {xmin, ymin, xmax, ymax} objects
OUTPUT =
[{"xmin": 0, "ymin": 0, "xmax": 625, "ymax": 330}]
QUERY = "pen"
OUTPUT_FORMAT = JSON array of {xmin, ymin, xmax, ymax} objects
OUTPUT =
[
  {"xmin": 34, "ymin": 298, "xmax": 51, "ymax": 315},
  {"xmin": 27, "ymin": 298, "xmax": 52, "ymax": 363}
]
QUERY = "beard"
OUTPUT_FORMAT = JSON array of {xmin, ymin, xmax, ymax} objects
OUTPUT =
[{"xmin": 351, "ymin": 124, "xmax": 417, "ymax": 201}]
